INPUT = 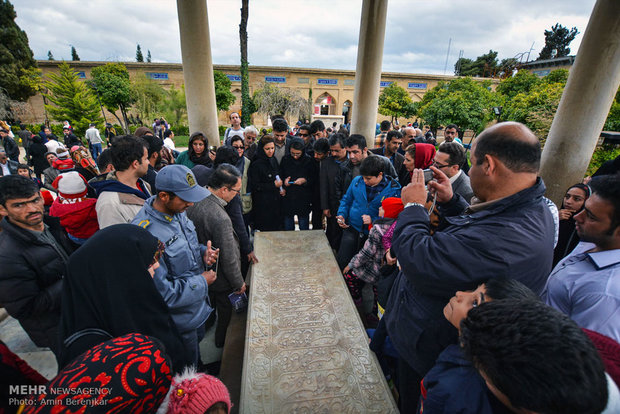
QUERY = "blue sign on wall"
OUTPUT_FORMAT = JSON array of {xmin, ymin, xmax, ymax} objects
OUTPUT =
[
  {"xmin": 317, "ymin": 78, "xmax": 338, "ymax": 85},
  {"xmin": 77, "ymin": 72, "xmax": 86, "ymax": 79},
  {"xmin": 227, "ymin": 75, "xmax": 241, "ymax": 82},
  {"xmin": 344, "ymin": 79, "xmax": 355, "ymax": 86},
  {"xmin": 408, "ymin": 82, "xmax": 427, "ymax": 89},
  {"xmin": 380, "ymin": 81, "xmax": 393, "ymax": 87},
  {"xmin": 146, "ymin": 72, "xmax": 169, "ymax": 80},
  {"xmin": 265, "ymin": 76, "xmax": 286, "ymax": 83}
]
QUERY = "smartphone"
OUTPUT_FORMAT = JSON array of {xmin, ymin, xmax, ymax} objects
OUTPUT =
[
  {"xmin": 209, "ymin": 146, "xmax": 216, "ymax": 152},
  {"xmin": 423, "ymin": 169, "xmax": 434, "ymax": 183}
]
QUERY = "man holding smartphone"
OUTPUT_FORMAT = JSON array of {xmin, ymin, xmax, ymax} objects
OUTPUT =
[
  {"xmin": 132, "ymin": 164, "xmax": 218, "ymax": 367},
  {"xmin": 187, "ymin": 164, "xmax": 246, "ymax": 348}
]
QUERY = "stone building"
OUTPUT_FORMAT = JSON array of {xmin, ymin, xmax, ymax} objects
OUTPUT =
[{"xmin": 25, "ymin": 60, "xmax": 495, "ymax": 129}]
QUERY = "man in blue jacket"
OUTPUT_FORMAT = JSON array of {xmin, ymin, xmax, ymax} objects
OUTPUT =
[
  {"xmin": 336, "ymin": 155, "xmax": 401, "ymax": 269},
  {"xmin": 383, "ymin": 122, "xmax": 555, "ymax": 412},
  {"xmin": 132, "ymin": 164, "xmax": 218, "ymax": 367}
]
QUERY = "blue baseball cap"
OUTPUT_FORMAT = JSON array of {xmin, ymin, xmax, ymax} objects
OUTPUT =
[{"xmin": 155, "ymin": 165, "xmax": 210, "ymax": 203}]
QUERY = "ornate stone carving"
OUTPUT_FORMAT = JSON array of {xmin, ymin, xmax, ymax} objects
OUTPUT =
[{"xmin": 240, "ymin": 231, "xmax": 397, "ymax": 413}]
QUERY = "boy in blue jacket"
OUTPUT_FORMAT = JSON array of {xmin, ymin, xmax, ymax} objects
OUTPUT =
[{"xmin": 336, "ymin": 155, "xmax": 400, "ymax": 269}]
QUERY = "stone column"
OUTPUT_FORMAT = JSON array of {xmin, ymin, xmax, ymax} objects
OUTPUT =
[
  {"xmin": 176, "ymin": 0, "xmax": 220, "ymax": 147},
  {"xmin": 540, "ymin": 0, "xmax": 620, "ymax": 204},
  {"xmin": 350, "ymin": 0, "xmax": 388, "ymax": 148}
]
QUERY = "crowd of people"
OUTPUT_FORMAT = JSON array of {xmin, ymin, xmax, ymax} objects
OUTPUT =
[{"xmin": 0, "ymin": 114, "xmax": 619, "ymax": 413}]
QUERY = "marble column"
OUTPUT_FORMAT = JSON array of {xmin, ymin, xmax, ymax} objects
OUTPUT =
[
  {"xmin": 350, "ymin": 0, "xmax": 389, "ymax": 148},
  {"xmin": 539, "ymin": 0, "xmax": 620, "ymax": 204},
  {"xmin": 176, "ymin": 0, "xmax": 220, "ymax": 147}
]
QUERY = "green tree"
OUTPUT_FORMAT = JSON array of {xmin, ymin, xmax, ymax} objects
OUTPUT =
[
  {"xmin": 131, "ymin": 73, "xmax": 165, "ymax": 122},
  {"xmin": 378, "ymin": 83, "xmax": 415, "ymax": 123},
  {"xmin": 161, "ymin": 85, "xmax": 187, "ymax": 126},
  {"xmin": 253, "ymin": 82, "xmax": 308, "ymax": 120},
  {"xmin": 0, "ymin": 0, "xmax": 38, "ymax": 101},
  {"xmin": 455, "ymin": 50, "xmax": 498, "ymax": 77},
  {"xmin": 496, "ymin": 70, "xmax": 540, "ymax": 99},
  {"xmin": 71, "ymin": 46, "xmax": 80, "ymax": 61},
  {"xmin": 43, "ymin": 62, "xmax": 102, "ymax": 136},
  {"xmin": 501, "ymin": 69, "xmax": 568, "ymax": 141},
  {"xmin": 47, "ymin": 50, "xmax": 54, "ymax": 60},
  {"xmin": 146, "ymin": 50, "xmax": 151, "ymax": 63},
  {"xmin": 603, "ymin": 87, "xmax": 620, "ymax": 132},
  {"xmin": 136, "ymin": 44, "xmax": 144, "ymax": 62},
  {"xmin": 417, "ymin": 77, "xmax": 496, "ymax": 133},
  {"xmin": 90, "ymin": 62, "xmax": 134, "ymax": 133},
  {"xmin": 538, "ymin": 23, "xmax": 579, "ymax": 60},
  {"xmin": 214, "ymin": 70, "xmax": 236, "ymax": 111}
]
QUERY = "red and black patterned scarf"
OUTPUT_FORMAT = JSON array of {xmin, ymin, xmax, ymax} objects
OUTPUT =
[{"xmin": 23, "ymin": 333, "xmax": 172, "ymax": 413}]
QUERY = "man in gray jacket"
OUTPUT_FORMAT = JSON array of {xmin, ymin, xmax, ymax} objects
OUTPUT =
[
  {"xmin": 187, "ymin": 164, "xmax": 246, "ymax": 348},
  {"xmin": 132, "ymin": 164, "xmax": 218, "ymax": 366}
]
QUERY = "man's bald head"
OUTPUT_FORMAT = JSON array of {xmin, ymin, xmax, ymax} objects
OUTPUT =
[{"xmin": 473, "ymin": 122, "xmax": 540, "ymax": 173}]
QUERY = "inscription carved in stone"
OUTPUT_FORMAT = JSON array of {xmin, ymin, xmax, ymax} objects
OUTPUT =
[{"xmin": 240, "ymin": 231, "xmax": 398, "ymax": 413}]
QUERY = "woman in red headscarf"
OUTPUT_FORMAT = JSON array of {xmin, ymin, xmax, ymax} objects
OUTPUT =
[{"xmin": 399, "ymin": 143, "xmax": 436, "ymax": 186}]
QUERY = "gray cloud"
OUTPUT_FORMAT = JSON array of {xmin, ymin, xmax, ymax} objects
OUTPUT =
[{"xmin": 14, "ymin": 0, "xmax": 595, "ymax": 74}]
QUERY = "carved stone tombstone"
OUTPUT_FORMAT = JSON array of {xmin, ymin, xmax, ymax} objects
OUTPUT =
[{"xmin": 240, "ymin": 231, "xmax": 398, "ymax": 413}]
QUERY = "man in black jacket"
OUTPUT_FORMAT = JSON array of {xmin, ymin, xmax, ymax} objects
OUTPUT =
[
  {"xmin": 0, "ymin": 175, "xmax": 74, "ymax": 356},
  {"xmin": 320, "ymin": 134, "xmax": 348, "ymax": 250},
  {"xmin": 1, "ymin": 128, "xmax": 20, "ymax": 162},
  {"xmin": 382, "ymin": 122, "xmax": 555, "ymax": 412}
]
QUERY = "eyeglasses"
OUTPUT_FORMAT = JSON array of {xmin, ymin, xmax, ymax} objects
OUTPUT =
[
  {"xmin": 432, "ymin": 161, "xmax": 451, "ymax": 168},
  {"xmin": 232, "ymin": 145, "xmax": 244, "ymax": 150},
  {"xmin": 227, "ymin": 187, "xmax": 241, "ymax": 194}
]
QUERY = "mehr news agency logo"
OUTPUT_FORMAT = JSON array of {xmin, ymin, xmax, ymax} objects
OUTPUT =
[{"xmin": 9, "ymin": 385, "xmax": 112, "ymax": 408}]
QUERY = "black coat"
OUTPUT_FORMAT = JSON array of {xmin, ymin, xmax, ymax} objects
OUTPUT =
[
  {"xmin": 63, "ymin": 133, "xmax": 81, "ymax": 148},
  {"xmin": 248, "ymin": 152, "xmax": 282, "ymax": 231},
  {"xmin": 3, "ymin": 136, "xmax": 20, "ymax": 161},
  {"xmin": 280, "ymin": 154, "xmax": 314, "ymax": 216},
  {"xmin": 0, "ymin": 216, "xmax": 74, "ymax": 352},
  {"xmin": 320, "ymin": 156, "xmax": 343, "ymax": 215},
  {"xmin": 29, "ymin": 139, "xmax": 49, "ymax": 175}
]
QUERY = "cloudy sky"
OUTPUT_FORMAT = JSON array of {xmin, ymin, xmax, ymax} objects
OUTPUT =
[{"xmin": 14, "ymin": 0, "xmax": 596, "ymax": 75}]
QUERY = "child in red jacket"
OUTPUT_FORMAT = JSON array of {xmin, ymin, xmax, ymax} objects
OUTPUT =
[{"xmin": 49, "ymin": 171, "xmax": 99, "ymax": 244}]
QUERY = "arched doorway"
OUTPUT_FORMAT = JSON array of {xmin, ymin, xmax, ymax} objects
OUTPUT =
[
  {"xmin": 314, "ymin": 92, "xmax": 336, "ymax": 116},
  {"xmin": 342, "ymin": 100, "xmax": 352, "ymax": 124}
]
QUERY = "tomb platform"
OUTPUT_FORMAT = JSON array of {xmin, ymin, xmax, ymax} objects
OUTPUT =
[{"xmin": 240, "ymin": 230, "xmax": 398, "ymax": 413}]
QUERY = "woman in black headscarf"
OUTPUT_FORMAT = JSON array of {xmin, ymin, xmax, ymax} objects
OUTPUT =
[
  {"xmin": 176, "ymin": 131, "xmax": 213, "ymax": 168},
  {"xmin": 553, "ymin": 183, "xmax": 591, "ymax": 267},
  {"xmin": 58, "ymin": 224, "xmax": 190, "ymax": 372},
  {"xmin": 248, "ymin": 135, "xmax": 283, "ymax": 231}
]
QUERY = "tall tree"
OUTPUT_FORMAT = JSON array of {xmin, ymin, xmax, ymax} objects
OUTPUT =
[
  {"xmin": 538, "ymin": 23, "xmax": 579, "ymax": 60},
  {"xmin": 146, "ymin": 50, "xmax": 152, "ymax": 63},
  {"xmin": 43, "ymin": 62, "xmax": 102, "ymax": 136},
  {"xmin": 239, "ymin": 0, "xmax": 254, "ymax": 125},
  {"xmin": 71, "ymin": 46, "xmax": 80, "ymax": 61},
  {"xmin": 214, "ymin": 70, "xmax": 236, "ymax": 111},
  {"xmin": 90, "ymin": 62, "xmax": 134, "ymax": 133},
  {"xmin": 136, "ymin": 44, "xmax": 144, "ymax": 62},
  {"xmin": 454, "ymin": 50, "xmax": 499, "ymax": 77},
  {"xmin": 378, "ymin": 83, "xmax": 415, "ymax": 123},
  {"xmin": 0, "ymin": 0, "xmax": 38, "ymax": 101},
  {"xmin": 47, "ymin": 50, "xmax": 54, "ymax": 60}
]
